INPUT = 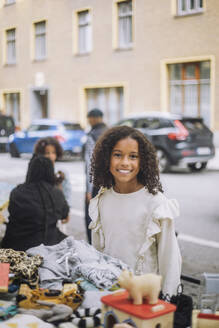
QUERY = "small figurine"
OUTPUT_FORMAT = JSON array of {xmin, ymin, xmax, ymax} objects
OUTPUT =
[{"xmin": 118, "ymin": 270, "xmax": 162, "ymax": 305}]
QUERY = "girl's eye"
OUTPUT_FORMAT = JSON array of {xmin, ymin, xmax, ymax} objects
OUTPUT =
[
  {"xmin": 113, "ymin": 153, "xmax": 121, "ymax": 157},
  {"xmin": 130, "ymin": 154, "xmax": 138, "ymax": 159}
]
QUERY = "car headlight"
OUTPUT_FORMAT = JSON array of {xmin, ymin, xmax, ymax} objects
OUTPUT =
[
  {"xmin": 80, "ymin": 135, "xmax": 87, "ymax": 144},
  {"xmin": 9, "ymin": 134, "xmax": 14, "ymax": 142}
]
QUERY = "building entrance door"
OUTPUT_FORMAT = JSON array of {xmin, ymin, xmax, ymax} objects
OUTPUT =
[{"xmin": 30, "ymin": 88, "xmax": 48, "ymax": 121}]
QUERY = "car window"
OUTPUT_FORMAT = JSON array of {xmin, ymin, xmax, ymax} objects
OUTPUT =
[
  {"xmin": 0, "ymin": 115, "xmax": 15, "ymax": 134},
  {"xmin": 28, "ymin": 124, "xmax": 57, "ymax": 131},
  {"xmin": 159, "ymin": 119, "xmax": 174, "ymax": 128},
  {"xmin": 180, "ymin": 119, "xmax": 208, "ymax": 132},
  {"xmin": 63, "ymin": 123, "xmax": 82, "ymax": 130},
  {"xmin": 117, "ymin": 119, "xmax": 134, "ymax": 127},
  {"xmin": 135, "ymin": 118, "xmax": 161, "ymax": 129}
]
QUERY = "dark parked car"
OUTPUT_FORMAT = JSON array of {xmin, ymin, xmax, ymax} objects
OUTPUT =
[
  {"xmin": 0, "ymin": 114, "xmax": 15, "ymax": 152},
  {"xmin": 8, "ymin": 118, "xmax": 87, "ymax": 159},
  {"xmin": 116, "ymin": 112, "xmax": 215, "ymax": 172}
]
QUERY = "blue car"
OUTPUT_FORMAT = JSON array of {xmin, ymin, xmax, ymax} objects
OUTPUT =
[{"xmin": 8, "ymin": 118, "xmax": 87, "ymax": 159}]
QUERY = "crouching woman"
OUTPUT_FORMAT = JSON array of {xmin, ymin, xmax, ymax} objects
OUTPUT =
[{"xmin": 2, "ymin": 155, "xmax": 69, "ymax": 251}]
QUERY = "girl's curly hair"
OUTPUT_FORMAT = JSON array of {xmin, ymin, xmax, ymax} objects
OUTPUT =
[
  {"xmin": 91, "ymin": 126, "xmax": 163, "ymax": 195},
  {"xmin": 34, "ymin": 137, "xmax": 63, "ymax": 160}
]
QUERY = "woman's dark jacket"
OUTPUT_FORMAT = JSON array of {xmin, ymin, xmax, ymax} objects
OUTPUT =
[{"xmin": 2, "ymin": 181, "xmax": 69, "ymax": 251}]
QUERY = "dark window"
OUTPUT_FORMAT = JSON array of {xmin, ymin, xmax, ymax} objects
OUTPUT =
[
  {"xmin": 63, "ymin": 123, "xmax": 82, "ymax": 130},
  {"xmin": 135, "ymin": 118, "xmax": 160, "ymax": 129},
  {"xmin": 180, "ymin": 119, "xmax": 208, "ymax": 132},
  {"xmin": 0, "ymin": 115, "xmax": 15, "ymax": 135},
  {"xmin": 159, "ymin": 119, "xmax": 174, "ymax": 128},
  {"xmin": 28, "ymin": 124, "xmax": 57, "ymax": 131}
]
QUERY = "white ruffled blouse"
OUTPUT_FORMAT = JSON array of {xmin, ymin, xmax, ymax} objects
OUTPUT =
[{"xmin": 89, "ymin": 187, "xmax": 182, "ymax": 296}]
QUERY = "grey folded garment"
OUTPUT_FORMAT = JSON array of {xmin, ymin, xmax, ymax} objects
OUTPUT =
[
  {"xmin": 27, "ymin": 236, "xmax": 130, "ymax": 290},
  {"xmin": 18, "ymin": 302, "xmax": 73, "ymax": 323}
]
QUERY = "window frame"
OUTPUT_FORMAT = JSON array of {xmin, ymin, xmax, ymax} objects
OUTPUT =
[
  {"xmin": 5, "ymin": 28, "xmax": 16, "ymax": 65},
  {"xmin": 4, "ymin": 0, "xmax": 16, "ymax": 6},
  {"xmin": 34, "ymin": 20, "xmax": 47, "ymax": 61},
  {"xmin": 168, "ymin": 61, "xmax": 211, "ymax": 124},
  {"xmin": 112, "ymin": 0, "xmax": 135, "ymax": 51},
  {"xmin": 117, "ymin": 0, "xmax": 133, "ymax": 48},
  {"xmin": 161, "ymin": 56, "xmax": 214, "ymax": 129},
  {"xmin": 78, "ymin": 9, "xmax": 92, "ymax": 54},
  {"xmin": 3, "ymin": 92, "xmax": 20, "ymax": 125},
  {"xmin": 177, "ymin": 0, "xmax": 204, "ymax": 16},
  {"xmin": 73, "ymin": 8, "xmax": 92, "ymax": 55}
]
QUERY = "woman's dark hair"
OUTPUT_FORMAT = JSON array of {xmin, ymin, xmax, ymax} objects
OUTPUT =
[
  {"xmin": 26, "ymin": 155, "xmax": 56, "ymax": 185},
  {"xmin": 34, "ymin": 137, "xmax": 63, "ymax": 160},
  {"xmin": 91, "ymin": 126, "xmax": 163, "ymax": 195}
]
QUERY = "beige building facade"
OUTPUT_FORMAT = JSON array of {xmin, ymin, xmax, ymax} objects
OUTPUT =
[{"xmin": 0, "ymin": 0, "xmax": 218, "ymax": 134}]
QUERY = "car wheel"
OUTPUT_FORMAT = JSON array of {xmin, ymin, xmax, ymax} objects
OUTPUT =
[
  {"xmin": 156, "ymin": 149, "xmax": 170, "ymax": 173},
  {"xmin": 9, "ymin": 143, "xmax": 20, "ymax": 158},
  {"xmin": 62, "ymin": 150, "xmax": 73, "ymax": 161},
  {"xmin": 188, "ymin": 162, "xmax": 207, "ymax": 172}
]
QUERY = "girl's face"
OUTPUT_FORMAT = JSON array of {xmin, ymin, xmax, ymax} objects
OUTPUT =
[
  {"xmin": 44, "ymin": 145, "xmax": 57, "ymax": 164},
  {"xmin": 110, "ymin": 137, "xmax": 141, "ymax": 192}
]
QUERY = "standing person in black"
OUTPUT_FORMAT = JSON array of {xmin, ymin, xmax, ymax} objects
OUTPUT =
[
  {"xmin": 1, "ymin": 155, "xmax": 69, "ymax": 251},
  {"xmin": 84, "ymin": 108, "xmax": 107, "ymax": 243}
]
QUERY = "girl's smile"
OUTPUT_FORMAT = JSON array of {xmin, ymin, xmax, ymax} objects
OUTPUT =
[{"xmin": 110, "ymin": 137, "xmax": 143, "ymax": 193}]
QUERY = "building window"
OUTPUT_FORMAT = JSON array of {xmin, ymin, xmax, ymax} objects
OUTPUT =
[
  {"xmin": 77, "ymin": 10, "xmax": 92, "ymax": 54},
  {"xmin": 86, "ymin": 87, "xmax": 124, "ymax": 125},
  {"xmin": 177, "ymin": 0, "xmax": 203, "ymax": 15},
  {"xmin": 118, "ymin": 0, "xmax": 133, "ymax": 48},
  {"xmin": 34, "ymin": 21, "xmax": 46, "ymax": 60},
  {"xmin": 5, "ymin": 0, "xmax": 15, "ymax": 5},
  {"xmin": 6, "ymin": 28, "xmax": 16, "ymax": 64},
  {"xmin": 4, "ymin": 93, "xmax": 20, "ymax": 125},
  {"xmin": 169, "ymin": 61, "xmax": 210, "ymax": 126}
]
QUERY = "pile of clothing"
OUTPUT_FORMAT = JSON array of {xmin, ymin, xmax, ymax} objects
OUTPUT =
[{"xmin": 0, "ymin": 236, "xmax": 129, "ymax": 327}]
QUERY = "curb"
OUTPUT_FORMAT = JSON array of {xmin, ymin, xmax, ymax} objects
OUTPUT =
[{"xmin": 207, "ymin": 148, "xmax": 219, "ymax": 170}]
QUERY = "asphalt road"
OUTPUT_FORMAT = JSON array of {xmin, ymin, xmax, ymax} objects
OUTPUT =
[{"xmin": 0, "ymin": 153, "xmax": 219, "ymax": 306}]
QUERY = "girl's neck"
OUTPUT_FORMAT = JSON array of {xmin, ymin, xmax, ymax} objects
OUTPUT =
[{"xmin": 113, "ymin": 182, "xmax": 144, "ymax": 194}]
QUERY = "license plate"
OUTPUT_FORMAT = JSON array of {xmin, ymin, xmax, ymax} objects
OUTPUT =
[
  {"xmin": 196, "ymin": 147, "xmax": 211, "ymax": 155},
  {"xmin": 72, "ymin": 146, "xmax": 82, "ymax": 153},
  {"xmin": 0, "ymin": 137, "xmax": 8, "ymax": 143}
]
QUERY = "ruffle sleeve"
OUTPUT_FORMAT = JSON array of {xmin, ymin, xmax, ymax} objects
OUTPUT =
[
  {"xmin": 88, "ymin": 188, "xmax": 106, "ymax": 251},
  {"xmin": 136, "ymin": 195, "xmax": 181, "ymax": 295}
]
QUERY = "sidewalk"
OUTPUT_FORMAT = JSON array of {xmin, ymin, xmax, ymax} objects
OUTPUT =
[{"xmin": 208, "ymin": 147, "xmax": 219, "ymax": 170}]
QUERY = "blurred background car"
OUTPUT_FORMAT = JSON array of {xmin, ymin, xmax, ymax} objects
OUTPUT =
[
  {"xmin": 0, "ymin": 113, "xmax": 15, "ymax": 153},
  {"xmin": 8, "ymin": 118, "xmax": 87, "ymax": 160},
  {"xmin": 116, "ymin": 112, "xmax": 215, "ymax": 172}
]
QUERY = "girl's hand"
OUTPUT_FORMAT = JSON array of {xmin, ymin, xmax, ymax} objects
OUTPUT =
[
  {"xmin": 61, "ymin": 216, "xmax": 70, "ymax": 224},
  {"xmin": 55, "ymin": 171, "xmax": 65, "ymax": 184}
]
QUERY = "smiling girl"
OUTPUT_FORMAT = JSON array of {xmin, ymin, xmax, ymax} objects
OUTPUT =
[{"xmin": 89, "ymin": 126, "xmax": 181, "ymax": 295}]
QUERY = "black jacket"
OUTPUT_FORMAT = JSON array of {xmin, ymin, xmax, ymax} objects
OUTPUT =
[
  {"xmin": 2, "ymin": 181, "xmax": 69, "ymax": 251},
  {"xmin": 88, "ymin": 122, "xmax": 107, "ymax": 143}
]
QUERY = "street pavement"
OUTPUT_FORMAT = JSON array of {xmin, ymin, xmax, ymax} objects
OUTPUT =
[{"xmin": 0, "ymin": 150, "xmax": 219, "ymax": 306}]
